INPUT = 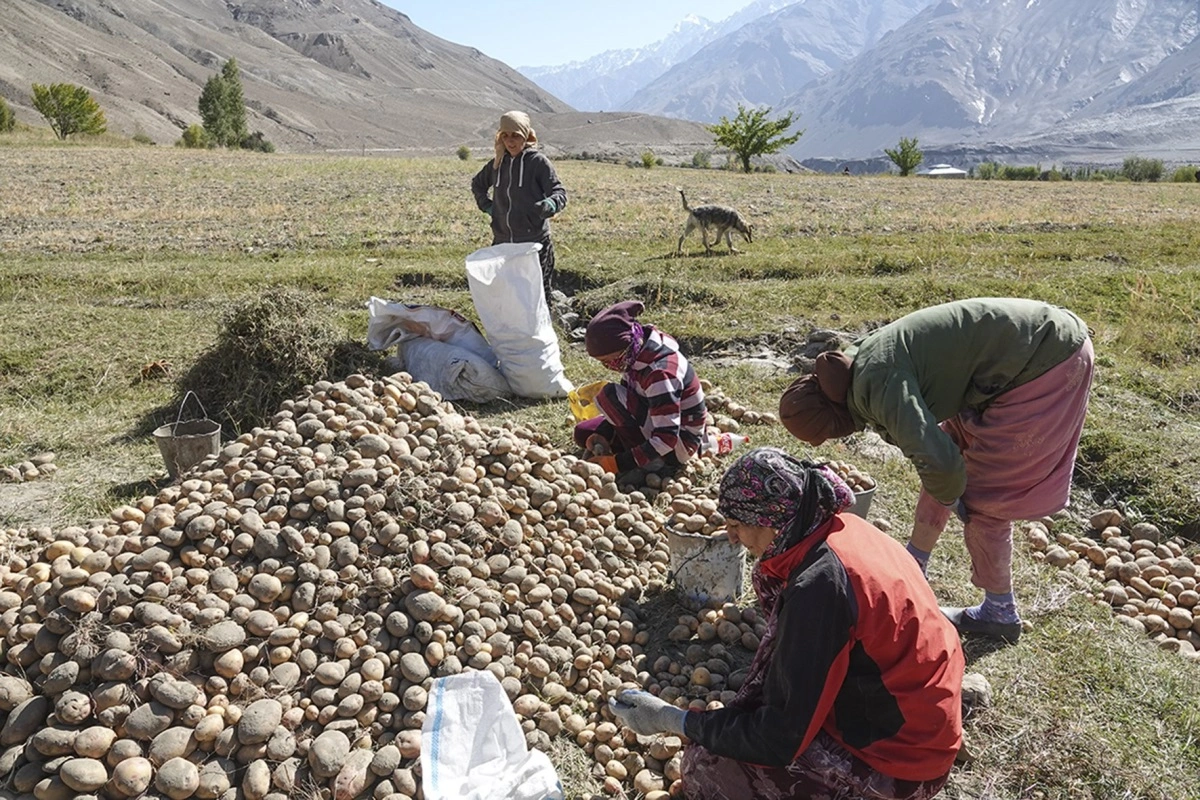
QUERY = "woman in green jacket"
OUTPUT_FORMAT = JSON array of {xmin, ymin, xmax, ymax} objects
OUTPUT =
[{"xmin": 779, "ymin": 298, "xmax": 1094, "ymax": 643}]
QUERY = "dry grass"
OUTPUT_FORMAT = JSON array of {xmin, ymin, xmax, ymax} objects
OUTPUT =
[{"xmin": 2, "ymin": 144, "xmax": 1200, "ymax": 799}]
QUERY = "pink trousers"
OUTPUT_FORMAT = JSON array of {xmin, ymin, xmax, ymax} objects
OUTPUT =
[{"xmin": 915, "ymin": 338, "xmax": 1094, "ymax": 592}]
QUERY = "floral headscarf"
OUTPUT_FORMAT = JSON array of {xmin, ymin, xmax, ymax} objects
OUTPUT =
[{"xmin": 717, "ymin": 447, "xmax": 854, "ymax": 560}]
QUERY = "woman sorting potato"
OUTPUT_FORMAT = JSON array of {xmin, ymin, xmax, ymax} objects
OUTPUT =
[
  {"xmin": 610, "ymin": 447, "xmax": 964, "ymax": 800},
  {"xmin": 575, "ymin": 300, "xmax": 707, "ymax": 476},
  {"xmin": 778, "ymin": 297, "xmax": 1094, "ymax": 643}
]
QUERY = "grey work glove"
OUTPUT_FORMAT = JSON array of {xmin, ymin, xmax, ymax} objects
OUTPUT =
[
  {"xmin": 608, "ymin": 689, "xmax": 687, "ymax": 736},
  {"xmin": 942, "ymin": 497, "xmax": 969, "ymax": 524},
  {"xmin": 536, "ymin": 197, "xmax": 557, "ymax": 218}
]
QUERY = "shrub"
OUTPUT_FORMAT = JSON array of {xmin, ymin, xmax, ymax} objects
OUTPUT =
[
  {"xmin": 999, "ymin": 165, "xmax": 1039, "ymax": 181},
  {"xmin": 175, "ymin": 287, "xmax": 375, "ymax": 435},
  {"xmin": 456, "ymin": 145, "xmax": 470, "ymax": 161},
  {"xmin": 1122, "ymin": 156, "xmax": 1163, "ymax": 183},
  {"xmin": 1170, "ymin": 165, "xmax": 1198, "ymax": 183},
  {"xmin": 0, "ymin": 97, "xmax": 14, "ymax": 133},
  {"xmin": 692, "ymin": 150, "xmax": 711, "ymax": 169},
  {"xmin": 176, "ymin": 124, "xmax": 208, "ymax": 149},
  {"xmin": 31, "ymin": 83, "xmax": 107, "ymax": 139},
  {"xmin": 641, "ymin": 151, "xmax": 656, "ymax": 169},
  {"xmin": 132, "ymin": 131, "xmax": 155, "ymax": 146},
  {"xmin": 240, "ymin": 131, "xmax": 275, "ymax": 153}
]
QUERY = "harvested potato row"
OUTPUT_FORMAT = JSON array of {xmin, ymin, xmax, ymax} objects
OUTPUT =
[
  {"xmin": 698, "ymin": 380, "xmax": 779, "ymax": 427},
  {"xmin": 1024, "ymin": 508, "xmax": 1200, "ymax": 664}
]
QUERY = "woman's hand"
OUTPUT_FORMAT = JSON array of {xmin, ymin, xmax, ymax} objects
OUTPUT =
[{"xmin": 608, "ymin": 689, "xmax": 686, "ymax": 736}]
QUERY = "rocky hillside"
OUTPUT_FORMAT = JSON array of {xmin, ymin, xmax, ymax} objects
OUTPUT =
[{"xmin": 0, "ymin": 0, "xmax": 710, "ymax": 154}]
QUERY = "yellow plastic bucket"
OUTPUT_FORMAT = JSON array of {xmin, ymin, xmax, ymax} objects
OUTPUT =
[{"xmin": 568, "ymin": 380, "xmax": 608, "ymax": 422}]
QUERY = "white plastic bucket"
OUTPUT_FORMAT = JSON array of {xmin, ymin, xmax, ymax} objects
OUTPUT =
[{"xmin": 666, "ymin": 527, "xmax": 745, "ymax": 609}]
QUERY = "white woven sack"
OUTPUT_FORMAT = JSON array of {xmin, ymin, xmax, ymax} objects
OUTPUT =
[{"xmin": 464, "ymin": 243, "xmax": 573, "ymax": 398}]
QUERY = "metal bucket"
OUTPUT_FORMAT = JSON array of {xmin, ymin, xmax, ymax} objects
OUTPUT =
[
  {"xmin": 667, "ymin": 527, "xmax": 745, "ymax": 609},
  {"xmin": 847, "ymin": 487, "xmax": 876, "ymax": 518},
  {"xmin": 153, "ymin": 392, "xmax": 221, "ymax": 480}
]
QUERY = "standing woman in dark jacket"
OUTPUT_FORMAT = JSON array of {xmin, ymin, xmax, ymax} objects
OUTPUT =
[
  {"xmin": 610, "ymin": 448, "xmax": 963, "ymax": 800},
  {"xmin": 470, "ymin": 110, "xmax": 567, "ymax": 298}
]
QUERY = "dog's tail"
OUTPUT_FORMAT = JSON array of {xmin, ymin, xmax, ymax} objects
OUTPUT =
[{"xmin": 677, "ymin": 187, "xmax": 689, "ymax": 211}]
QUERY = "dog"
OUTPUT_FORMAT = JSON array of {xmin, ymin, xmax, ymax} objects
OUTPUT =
[{"xmin": 676, "ymin": 188, "xmax": 753, "ymax": 255}]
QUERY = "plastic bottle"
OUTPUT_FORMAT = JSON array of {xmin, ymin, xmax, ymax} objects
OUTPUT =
[{"xmin": 700, "ymin": 431, "xmax": 750, "ymax": 457}]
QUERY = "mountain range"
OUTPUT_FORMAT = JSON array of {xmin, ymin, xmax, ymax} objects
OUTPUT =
[
  {"xmin": 523, "ymin": 0, "xmax": 1200, "ymax": 165},
  {"xmin": 2, "ymin": 0, "xmax": 1198, "ymax": 166}
]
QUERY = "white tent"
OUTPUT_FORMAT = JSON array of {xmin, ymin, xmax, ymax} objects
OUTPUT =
[{"xmin": 919, "ymin": 163, "xmax": 968, "ymax": 178}]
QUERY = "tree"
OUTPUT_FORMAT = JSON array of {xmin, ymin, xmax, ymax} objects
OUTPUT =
[
  {"xmin": 220, "ymin": 59, "xmax": 248, "ymax": 146},
  {"xmin": 198, "ymin": 58, "xmax": 248, "ymax": 148},
  {"xmin": 706, "ymin": 104, "xmax": 803, "ymax": 173},
  {"xmin": 0, "ymin": 97, "xmax": 14, "ymax": 133},
  {"xmin": 31, "ymin": 83, "xmax": 107, "ymax": 139},
  {"xmin": 1122, "ymin": 156, "xmax": 1163, "ymax": 183},
  {"xmin": 885, "ymin": 137, "xmax": 924, "ymax": 176}
]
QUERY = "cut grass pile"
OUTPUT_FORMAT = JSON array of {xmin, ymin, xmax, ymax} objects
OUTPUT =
[{"xmin": 1, "ymin": 145, "xmax": 1198, "ymax": 799}]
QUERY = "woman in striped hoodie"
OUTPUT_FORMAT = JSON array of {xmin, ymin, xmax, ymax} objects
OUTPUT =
[{"xmin": 575, "ymin": 300, "xmax": 707, "ymax": 476}]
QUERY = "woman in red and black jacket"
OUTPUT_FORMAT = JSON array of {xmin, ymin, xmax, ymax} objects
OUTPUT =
[{"xmin": 611, "ymin": 447, "xmax": 963, "ymax": 800}]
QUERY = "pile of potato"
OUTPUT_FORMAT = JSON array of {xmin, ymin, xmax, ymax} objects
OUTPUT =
[
  {"xmin": 1024, "ymin": 509, "xmax": 1200, "ymax": 663},
  {"xmin": 0, "ymin": 372, "xmax": 764, "ymax": 800},
  {"xmin": 825, "ymin": 460, "xmax": 876, "ymax": 493},
  {"xmin": 0, "ymin": 452, "xmax": 56, "ymax": 483}
]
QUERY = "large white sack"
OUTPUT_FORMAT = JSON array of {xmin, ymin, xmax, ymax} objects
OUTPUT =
[
  {"xmin": 465, "ymin": 243, "xmax": 573, "ymax": 399},
  {"xmin": 400, "ymin": 337, "xmax": 511, "ymax": 403}
]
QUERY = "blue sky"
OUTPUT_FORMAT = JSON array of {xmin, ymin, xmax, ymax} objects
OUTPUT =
[{"xmin": 381, "ymin": 1, "xmax": 751, "ymax": 68}]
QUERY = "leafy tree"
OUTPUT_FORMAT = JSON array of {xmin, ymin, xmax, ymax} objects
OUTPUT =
[
  {"xmin": 1122, "ymin": 156, "xmax": 1163, "ymax": 183},
  {"xmin": 220, "ymin": 59, "xmax": 248, "ymax": 145},
  {"xmin": 885, "ymin": 137, "xmax": 923, "ymax": 176},
  {"xmin": 31, "ymin": 83, "xmax": 107, "ymax": 139},
  {"xmin": 0, "ymin": 97, "xmax": 14, "ymax": 133},
  {"xmin": 199, "ymin": 58, "xmax": 248, "ymax": 148},
  {"xmin": 706, "ymin": 104, "xmax": 803, "ymax": 173}
]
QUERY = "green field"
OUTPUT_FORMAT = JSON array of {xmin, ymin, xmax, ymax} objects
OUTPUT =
[{"xmin": 1, "ymin": 143, "xmax": 1199, "ymax": 798}]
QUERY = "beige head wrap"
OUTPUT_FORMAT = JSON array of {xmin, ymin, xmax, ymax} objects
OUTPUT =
[{"xmin": 494, "ymin": 110, "xmax": 537, "ymax": 168}]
